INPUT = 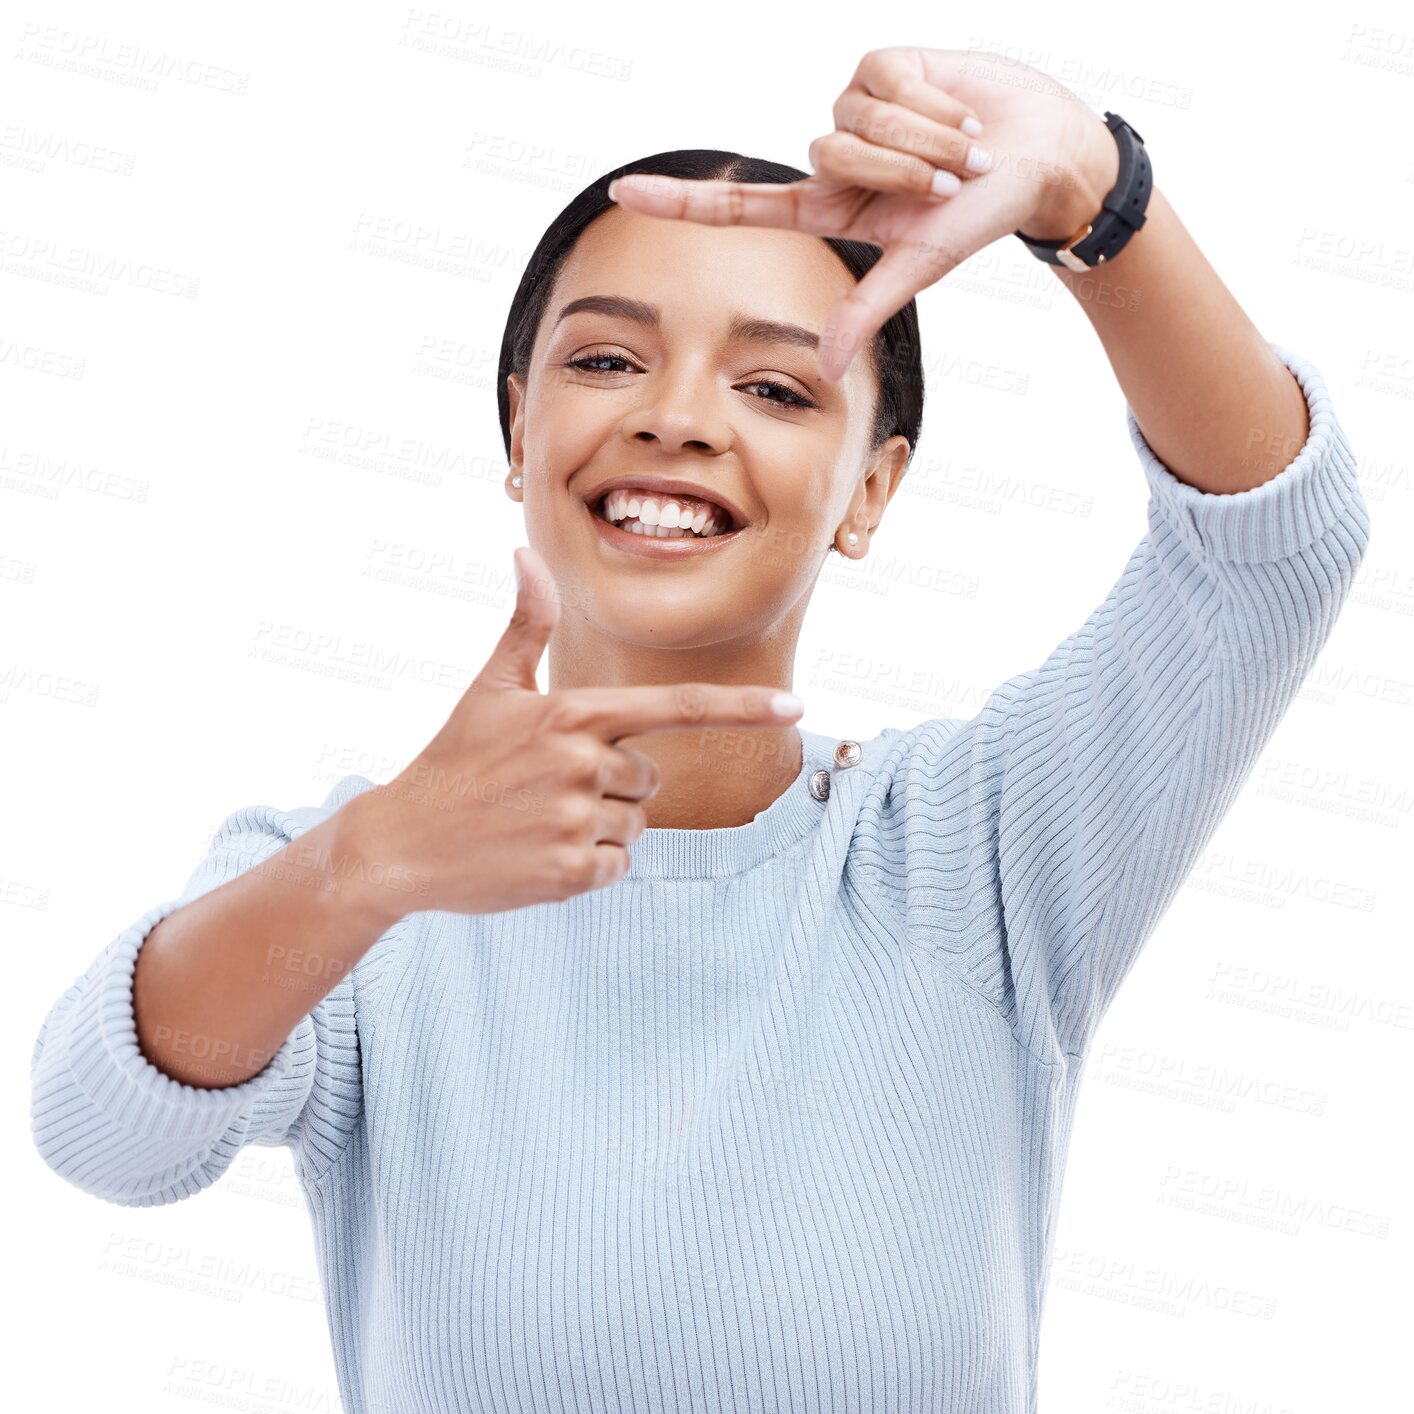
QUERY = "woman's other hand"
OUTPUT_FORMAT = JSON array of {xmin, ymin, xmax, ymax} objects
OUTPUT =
[
  {"xmin": 607, "ymin": 47, "xmax": 1119, "ymax": 381},
  {"xmin": 343, "ymin": 546, "xmax": 806, "ymax": 915}
]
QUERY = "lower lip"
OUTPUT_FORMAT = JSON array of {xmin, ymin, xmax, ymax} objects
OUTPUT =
[{"xmin": 585, "ymin": 500, "xmax": 746, "ymax": 558}]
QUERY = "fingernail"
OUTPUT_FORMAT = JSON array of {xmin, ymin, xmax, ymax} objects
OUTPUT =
[
  {"xmin": 931, "ymin": 168, "xmax": 962, "ymax": 197},
  {"xmin": 770, "ymin": 691, "xmax": 805, "ymax": 717},
  {"xmin": 961, "ymin": 116, "xmax": 984, "ymax": 138},
  {"xmin": 965, "ymin": 146, "xmax": 993, "ymax": 174}
]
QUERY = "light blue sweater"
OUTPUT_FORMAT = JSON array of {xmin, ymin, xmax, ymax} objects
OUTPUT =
[{"xmin": 32, "ymin": 344, "xmax": 1369, "ymax": 1412}]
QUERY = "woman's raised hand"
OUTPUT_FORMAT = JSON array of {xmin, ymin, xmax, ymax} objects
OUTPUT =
[
  {"xmin": 344, "ymin": 546, "xmax": 805, "ymax": 918},
  {"xmin": 607, "ymin": 46, "xmax": 1116, "ymax": 381}
]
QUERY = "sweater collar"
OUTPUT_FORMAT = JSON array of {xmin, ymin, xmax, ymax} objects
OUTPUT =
[{"xmin": 621, "ymin": 726, "xmax": 841, "ymax": 880}]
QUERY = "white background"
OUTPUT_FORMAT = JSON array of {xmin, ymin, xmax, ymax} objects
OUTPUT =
[{"xmin": 7, "ymin": 2, "xmax": 1411, "ymax": 1409}]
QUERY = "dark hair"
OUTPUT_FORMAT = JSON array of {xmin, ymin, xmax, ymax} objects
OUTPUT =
[{"xmin": 496, "ymin": 148, "xmax": 923, "ymax": 469}]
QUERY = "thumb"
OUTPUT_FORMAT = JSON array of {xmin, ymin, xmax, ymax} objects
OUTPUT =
[
  {"xmin": 818, "ymin": 245, "xmax": 932, "ymax": 383},
  {"xmin": 475, "ymin": 545, "xmax": 561, "ymax": 693}
]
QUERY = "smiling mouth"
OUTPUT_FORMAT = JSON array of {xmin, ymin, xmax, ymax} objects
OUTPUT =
[{"xmin": 588, "ymin": 488, "xmax": 742, "ymax": 540}]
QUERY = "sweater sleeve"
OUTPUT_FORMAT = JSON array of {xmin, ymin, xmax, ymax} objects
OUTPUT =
[
  {"xmin": 852, "ymin": 343, "xmax": 1371, "ymax": 1066},
  {"xmin": 29, "ymin": 776, "xmax": 399, "ymax": 1207}
]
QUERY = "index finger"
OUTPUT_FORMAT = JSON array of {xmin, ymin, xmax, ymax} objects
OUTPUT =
[
  {"xmin": 607, "ymin": 173, "xmax": 822, "ymax": 233},
  {"xmin": 554, "ymin": 681, "xmax": 804, "ymax": 743}
]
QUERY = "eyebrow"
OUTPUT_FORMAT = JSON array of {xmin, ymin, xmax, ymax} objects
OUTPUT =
[{"xmin": 554, "ymin": 294, "xmax": 820, "ymax": 352}]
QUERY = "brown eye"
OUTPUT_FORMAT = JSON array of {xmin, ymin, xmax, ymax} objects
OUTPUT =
[
  {"xmin": 565, "ymin": 353, "xmax": 637, "ymax": 374},
  {"xmin": 739, "ymin": 378, "xmax": 815, "ymax": 409}
]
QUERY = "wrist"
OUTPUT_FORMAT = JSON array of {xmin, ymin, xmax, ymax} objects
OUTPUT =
[
  {"xmin": 324, "ymin": 790, "xmax": 414, "ymax": 932},
  {"xmin": 1017, "ymin": 106, "xmax": 1120, "ymax": 242}
]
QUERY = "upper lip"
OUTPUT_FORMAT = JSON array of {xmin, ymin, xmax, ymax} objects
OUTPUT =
[{"xmin": 582, "ymin": 474, "xmax": 750, "ymax": 532}]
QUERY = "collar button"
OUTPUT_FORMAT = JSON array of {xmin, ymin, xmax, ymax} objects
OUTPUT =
[{"xmin": 833, "ymin": 739, "xmax": 862, "ymax": 770}]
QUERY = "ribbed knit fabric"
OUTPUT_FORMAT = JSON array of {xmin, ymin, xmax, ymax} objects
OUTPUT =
[{"xmin": 31, "ymin": 343, "xmax": 1369, "ymax": 1413}]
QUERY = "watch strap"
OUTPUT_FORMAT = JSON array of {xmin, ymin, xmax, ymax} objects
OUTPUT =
[{"xmin": 1015, "ymin": 111, "xmax": 1152, "ymax": 271}]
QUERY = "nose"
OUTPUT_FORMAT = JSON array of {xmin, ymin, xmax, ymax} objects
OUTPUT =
[{"xmin": 618, "ymin": 364, "xmax": 732, "ymax": 457}]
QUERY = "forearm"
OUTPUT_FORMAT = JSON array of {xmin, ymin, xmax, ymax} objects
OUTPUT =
[
  {"xmin": 1029, "ymin": 122, "xmax": 1308, "ymax": 494},
  {"xmin": 133, "ymin": 797, "xmax": 404, "ymax": 1089}
]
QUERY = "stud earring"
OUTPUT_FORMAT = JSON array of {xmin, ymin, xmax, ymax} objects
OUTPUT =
[
  {"xmin": 511, "ymin": 475, "xmax": 522, "ymax": 488},
  {"xmin": 846, "ymin": 532, "xmax": 858, "ymax": 547}
]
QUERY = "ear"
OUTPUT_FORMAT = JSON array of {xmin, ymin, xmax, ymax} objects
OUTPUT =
[
  {"xmin": 861, "ymin": 433, "xmax": 912, "ymax": 524},
  {"xmin": 507, "ymin": 372, "xmax": 526, "ymax": 476}
]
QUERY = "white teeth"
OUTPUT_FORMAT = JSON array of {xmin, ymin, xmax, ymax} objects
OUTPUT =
[{"xmin": 598, "ymin": 488, "xmax": 733, "ymax": 538}]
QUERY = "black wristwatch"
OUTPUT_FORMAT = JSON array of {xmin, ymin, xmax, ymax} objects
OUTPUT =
[{"xmin": 1014, "ymin": 111, "xmax": 1151, "ymax": 271}]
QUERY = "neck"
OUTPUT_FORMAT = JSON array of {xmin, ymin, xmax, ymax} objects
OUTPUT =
[{"xmin": 549, "ymin": 620, "xmax": 805, "ymax": 831}]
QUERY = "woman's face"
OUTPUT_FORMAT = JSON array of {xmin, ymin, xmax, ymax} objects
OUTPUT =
[{"xmin": 505, "ymin": 202, "xmax": 910, "ymax": 652}]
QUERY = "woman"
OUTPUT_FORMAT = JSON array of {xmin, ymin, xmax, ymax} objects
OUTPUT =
[{"xmin": 32, "ymin": 47, "xmax": 1368, "ymax": 1414}]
